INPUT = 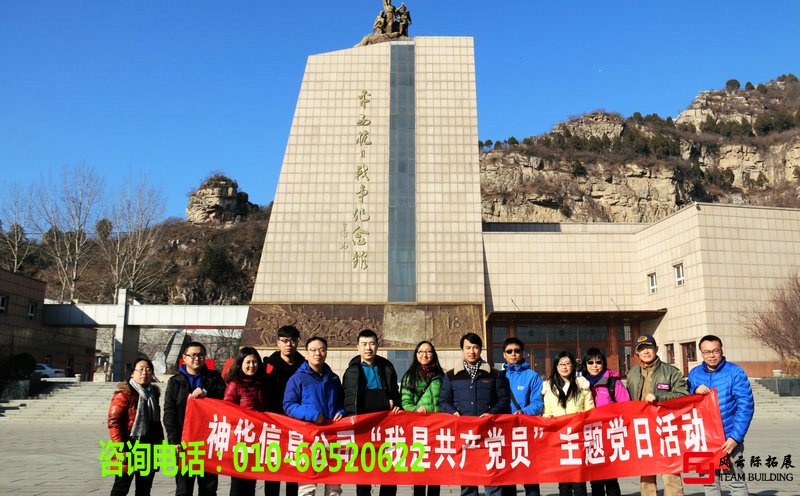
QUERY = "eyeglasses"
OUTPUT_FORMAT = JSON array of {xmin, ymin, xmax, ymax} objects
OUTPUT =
[
  {"xmin": 307, "ymin": 348, "xmax": 327, "ymax": 355},
  {"xmin": 585, "ymin": 360, "xmax": 603, "ymax": 365},
  {"xmin": 278, "ymin": 338, "xmax": 298, "ymax": 344},
  {"xmin": 416, "ymin": 351, "xmax": 433, "ymax": 356},
  {"xmin": 504, "ymin": 349, "xmax": 522, "ymax": 354},
  {"xmin": 701, "ymin": 349, "xmax": 722, "ymax": 356},
  {"xmin": 557, "ymin": 362, "xmax": 572, "ymax": 368},
  {"xmin": 183, "ymin": 353, "xmax": 206, "ymax": 360}
]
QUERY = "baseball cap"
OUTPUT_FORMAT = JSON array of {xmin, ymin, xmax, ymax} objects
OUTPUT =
[{"xmin": 635, "ymin": 334, "xmax": 657, "ymax": 349}]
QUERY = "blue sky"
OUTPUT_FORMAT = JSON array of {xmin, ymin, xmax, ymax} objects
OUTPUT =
[{"xmin": 2, "ymin": 1, "xmax": 798, "ymax": 220}]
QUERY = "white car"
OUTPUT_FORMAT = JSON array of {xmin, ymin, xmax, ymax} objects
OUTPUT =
[{"xmin": 32, "ymin": 364, "xmax": 66, "ymax": 378}]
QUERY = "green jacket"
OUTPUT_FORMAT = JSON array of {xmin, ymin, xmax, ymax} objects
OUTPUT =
[
  {"xmin": 401, "ymin": 375, "xmax": 442, "ymax": 413},
  {"xmin": 626, "ymin": 357, "xmax": 689, "ymax": 402}
]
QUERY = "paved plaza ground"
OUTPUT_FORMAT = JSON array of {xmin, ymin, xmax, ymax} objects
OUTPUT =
[{"xmin": 0, "ymin": 419, "xmax": 797, "ymax": 496}]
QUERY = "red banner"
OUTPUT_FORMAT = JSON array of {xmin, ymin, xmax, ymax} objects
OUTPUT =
[{"xmin": 182, "ymin": 392, "xmax": 725, "ymax": 484}]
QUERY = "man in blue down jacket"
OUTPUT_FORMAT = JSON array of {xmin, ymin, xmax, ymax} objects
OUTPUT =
[
  {"xmin": 283, "ymin": 336, "xmax": 345, "ymax": 496},
  {"xmin": 500, "ymin": 337, "xmax": 543, "ymax": 496},
  {"xmin": 440, "ymin": 332, "xmax": 509, "ymax": 496},
  {"xmin": 688, "ymin": 334, "xmax": 754, "ymax": 496}
]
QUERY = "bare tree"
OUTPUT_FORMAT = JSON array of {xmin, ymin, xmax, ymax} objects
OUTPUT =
[
  {"xmin": 32, "ymin": 163, "xmax": 104, "ymax": 302},
  {"xmin": 96, "ymin": 172, "xmax": 167, "ymax": 302},
  {"xmin": 742, "ymin": 274, "xmax": 800, "ymax": 362},
  {"xmin": 191, "ymin": 329, "xmax": 242, "ymax": 369},
  {"xmin": 0, "ymin": 184, "xmax": 35, "ymax": 273}
]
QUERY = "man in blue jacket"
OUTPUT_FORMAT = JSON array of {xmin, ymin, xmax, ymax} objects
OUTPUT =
[
  {"xmin": 501, "ymin": 337, "xmax": 543, "ymax": 496},
  {"xmin": 440, "ymin": 332, "xmax": 509, "ymax": 496},
  {"xmin": 688, "ymin": 334, "xmax": 754, "ymax": 496},
  {"xmin": 284, "ymin": 336, "xmax": 345, "ymax": 496}
]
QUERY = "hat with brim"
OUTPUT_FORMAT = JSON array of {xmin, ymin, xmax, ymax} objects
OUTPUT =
[{"xmin": 635, "ymin": 334, "xmax": 657, "ymax": 349}]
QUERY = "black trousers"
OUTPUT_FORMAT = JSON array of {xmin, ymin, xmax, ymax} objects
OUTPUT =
[
  {"xmin": 413, "ymin": 486, "xmax": 440, "ymax": 496},
  {"xmin": 265, "ymin": 481, "xmax": 298, "ymax": 496},
  {"xmin": 175, "ymin": 473, "xmax": 218, "ymax": 496},
  {"xmin": 557, "ymin": 482, "xmax": 586, "ymax": 496},
  {"xmin": 589, "ymin": 479, "xmax": 621, "ymax": 496},
  {"xmin": 356, "ymin": 485, "xmax": 397, "ymax": 496},
  {"xmin": 110, "ymin": 470, "xmax": 155, "ymax": 496}
]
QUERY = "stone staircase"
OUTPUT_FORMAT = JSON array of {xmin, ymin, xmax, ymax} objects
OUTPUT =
[
  {"xmin": 750, "ymin": 378, "xmax": 800, "ymax": 419},
  {"xmin": 0, "ymin": 380, "xmax": 165, "ymax": 424}
]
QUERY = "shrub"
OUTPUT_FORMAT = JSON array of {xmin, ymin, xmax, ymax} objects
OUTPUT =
[
  {"xmin": 700, "ymin": 115, "xmax": 720, "ymax": 134},
  {"xmin": 754, "ymin": 115, "xmax": 774, "ymax": 135},
  {"xmin": 725, "ymin": 79, "xmax": 741, "ymax": 91},
  {"xmin": 571, "ymin": 162, "xmax": 588, "ymax": 177},
  {"xmin": 744, "ymin": 81, "xmax": 755, "ymax": 91}
]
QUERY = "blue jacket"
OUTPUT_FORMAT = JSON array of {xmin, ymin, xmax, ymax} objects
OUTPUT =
[
  {"xmin": 440, "ymin": 361, "xmax": 510, "ymax": 416},
  {"xmin": 283, "ymin": 362, "xmax": 345, "ymax": 422},
  {"xmin": 688, "ymin": 358, "xmax": 754, "ymax": 443},
  {"xmin": 502, "ymin": 361, "xmax": 543, "ymax": 415}
]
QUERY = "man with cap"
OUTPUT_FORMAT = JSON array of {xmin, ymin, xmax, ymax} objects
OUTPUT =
[{"xmin": 625, "ymin": 334, "xmax": 689, "ymax": 496}]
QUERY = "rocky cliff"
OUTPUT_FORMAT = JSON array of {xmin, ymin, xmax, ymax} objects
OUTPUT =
[
  {"xmin": 186, "ymin": 174, "xmax": 258, "ymax": 224},
  {"xmin": 481, "ymin": 75, "xmax": 800, "ymax": 223}
]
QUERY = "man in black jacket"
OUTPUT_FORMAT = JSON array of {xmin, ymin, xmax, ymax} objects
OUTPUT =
[
  {"xmin": 263, "ymin": 325, "xmax": 303, "ymax": 496},
  {"xmin": 342, "ymin": 329, "xmax": 401, "ymax": 496},
  {"xmin": 440, "ymin": 332, "xmax": 509, "ymax": 496},
  {"xmin": 163, "ymin": 341, "xmax": 226, "ymax": 496}
]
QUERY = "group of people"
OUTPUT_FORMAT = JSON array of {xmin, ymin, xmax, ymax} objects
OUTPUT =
[{"xmin": 106, "ymin": 328, "xmax": 754, "ymax": 496}]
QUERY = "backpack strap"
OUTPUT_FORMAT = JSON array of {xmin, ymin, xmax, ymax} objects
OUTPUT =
[
  {"xmin": 607, "ymin": 376, "xmax": 617, "ymax": 403},
  {"xmin": 502, "ymin": 370, "xmax": 524, "ymax": 412}
]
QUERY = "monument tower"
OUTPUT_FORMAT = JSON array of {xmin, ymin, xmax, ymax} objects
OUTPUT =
[{"xmin": 244, "ymin": 2, "xmax": 484, "ymax": 350}]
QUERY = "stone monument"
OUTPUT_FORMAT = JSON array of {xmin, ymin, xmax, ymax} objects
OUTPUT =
[{"xmin": 244, "ymin": 4, "xmax": 483, "ymax": 349}]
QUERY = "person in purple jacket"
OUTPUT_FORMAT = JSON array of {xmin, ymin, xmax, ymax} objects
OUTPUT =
[{"xmin": 581, "ymin": 347, "xmax": 630, "ymax": 496}]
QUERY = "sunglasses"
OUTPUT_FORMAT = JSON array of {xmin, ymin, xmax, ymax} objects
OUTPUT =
[
  {"xmin": 504, "ymin": 348, "xmax": 522, "ymax": 354},
  {"xmin": 585, "ymin": 360, "xmax": 603, "ymax": 365}
]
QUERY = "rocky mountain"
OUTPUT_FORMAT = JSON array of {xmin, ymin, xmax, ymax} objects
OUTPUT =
[
  {"xmin": 7, "ymin": 76, "xmax": 800, "ymax": 305},
  {"xmin": 481, "ymin": 74, "xmax": 800, "ymax": 223},
  {"xmin": 186, "ymin": 174, "xmax": 258, "ymax": 224}
]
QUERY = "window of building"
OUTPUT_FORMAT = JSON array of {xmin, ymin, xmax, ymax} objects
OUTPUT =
[
  {"xmin": 681, "ymin": 342, "xmax": 697, "ymax": 362},
  {"xmin": 665, "ymin": 343, "xmax": 675, "ymax": 364},
  {"xmin": 27, "ymin": 302, "xmax": 37, "ymax": 320},
  {"xmin": 648, "ymin": 273, "xmax": 657, "ymax": 294},
  {"xmin": 0, "ymin": 294, "xmax": 7, "ymax": 314},
  {"xmin": 674, "ymin": 263, "xmax": 685, "ymax": 286}
]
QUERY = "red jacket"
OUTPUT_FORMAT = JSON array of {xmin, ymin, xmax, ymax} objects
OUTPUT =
[
  {"xmin": 107, "ymin": 382, "xmax": 164, "ymax": 443},
  {"xmin": 224, "ymin": 377, "xmax": 268, "ymax": 412}
]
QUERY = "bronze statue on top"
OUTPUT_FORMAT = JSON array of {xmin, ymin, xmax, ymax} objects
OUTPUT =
[{"xmin": 372, "ymin": 0, "xmax": 411, "ymax": 37}]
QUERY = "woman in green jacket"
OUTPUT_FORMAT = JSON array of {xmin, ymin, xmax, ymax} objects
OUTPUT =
[{"xmin": 401, "ymin": 340, "xmax": 444, "ymax": 496}]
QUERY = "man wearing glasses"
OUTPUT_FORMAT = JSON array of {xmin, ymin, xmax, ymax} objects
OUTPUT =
[
  {"xmin": 688, "ymin": 335, "xmax": 754, "ymax": 496},
  {"xmin": 625, "ymin": 334, "xmax": 688, "ymax": 496},
  {"xmin": 500, "ymin": 337, "xmax": 543, "ymax": 496},
  {"xmin": 164, "ymin": 341, "xmax": 226, "ymax": 496},
  {"xmin": 264, "ymin": 325, "xmax": 304, "ymax": 496}
]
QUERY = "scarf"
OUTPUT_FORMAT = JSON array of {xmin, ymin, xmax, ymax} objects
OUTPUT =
[
  {"xmin": 128, "ymin": 379, "xmax": 160, "ymax": 439},
  {"xmin": 414, "ymin": 365, "xmax": 440, "ymax": 394},
  {"xmin": 464, "ymin": 359, "xmax": 483, "ymax": 381},
  {"xmin": 586, "ymin": 370, "xmax": 606, "ymax": 388}
]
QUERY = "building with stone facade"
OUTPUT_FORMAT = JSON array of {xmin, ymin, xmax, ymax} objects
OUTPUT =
[{"xmin": 243, "ymin": 36, "xmax": 799, "ymax": 378}]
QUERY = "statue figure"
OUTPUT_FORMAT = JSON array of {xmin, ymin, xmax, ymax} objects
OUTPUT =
[
  {"xmin": 373, "ymin": 11, "xmax": 387, "ymax": 34},
  {"xmin": 398, "ymin": 3, "xmax": 412, "ymax": 37},
  {"xmin": 383, "ymin": 0, "xmax": 398, "ymax": 35},
  {"xmin": 383, "ymin": 0, "xmax": 396, "ymax": 20}
]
